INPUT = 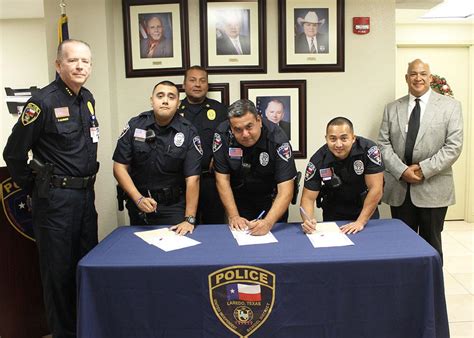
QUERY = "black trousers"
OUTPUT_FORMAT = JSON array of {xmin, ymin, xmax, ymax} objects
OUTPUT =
[
  {"xmin": 323, "ymin": 207, "xmax": 380, "ymax": 222},
  {"xmin": 32, "ymin": 186, "xmax": 98, "ymax": 338},
  {"xmin": 390, "ymin": 187, "xmax": 447, "ymax": 263},
  {"xmin": 234, "ymin": 192, "xmax": 289, "ymax": 223},
  {"xmin": 127, "ymin": 196, "xmax": 185, "ymax": 226},
  {"xmin": 198, "ymin": 173, "xmax": 225, "ymax": 224}
]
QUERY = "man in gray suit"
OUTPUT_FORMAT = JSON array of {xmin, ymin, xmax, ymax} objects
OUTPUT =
[{"xmin": 378, "ymin": 59, "xmax": 463, "ymax": 261}]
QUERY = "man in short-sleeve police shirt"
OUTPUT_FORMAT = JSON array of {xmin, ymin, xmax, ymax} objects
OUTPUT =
[
  {"xmin": 113, "ymin": 81, "xmax": 202, "ymax": 235},
  {"xmin": 300, "ymin": 117, "xmax": 384, "ymax": 234},
  {"xmin": 3, "ymin": 40, "xmax": 99, "ymax": 338},
  {"xmin": 213, "ymin": 99, "xmax": 297, "ymax": 235},
  {"xmin": 177, "ymin": 66, "xmax": 227, "ymax": 224}
]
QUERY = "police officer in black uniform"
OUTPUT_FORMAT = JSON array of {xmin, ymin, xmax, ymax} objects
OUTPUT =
[
  {"xmin": 3, "ymin": 39, "xmax": 99, "ymax": 338},
  {"xmin": 213, "ymin": 99, "xmax": 297, "ymax": 236},
  {"xmin": 113, "ymin": 80, "xmax": 202, "ymax": 235},
  {"xmin": 300, "ymin": 117, "xmax": 384, "ymax": 234},
  {"xmin": 177, "ymin": 66, "xmax": 227, "ymax": 224}
]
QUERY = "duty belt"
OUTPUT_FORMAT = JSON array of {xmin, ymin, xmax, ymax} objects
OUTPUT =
[
  {"xmin": 147, "ymin": 186, "xmax": 182, "ymax": 205},
  {"xmin": 50, "ymin": 175, "xmax": 96, "ymax": 189}
]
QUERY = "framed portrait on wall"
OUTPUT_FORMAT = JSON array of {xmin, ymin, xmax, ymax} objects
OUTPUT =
[
  {"xmin": 176, "ymin": 83, "xmax": 230, "ymax": 105},
  {"xmin": 278, "ymin": 0, "xmax": 344, "ymax": 72},
  {"xmin": 241, "ymin": 80, "xmax": 307, "ymax": 159},
  {"xmin": 200, "ymin": 0, "xmax": 267, "ymax": 73},
  {"xmin": 122, "ymin": 0, "xmax": 190, "ymax": 77}
]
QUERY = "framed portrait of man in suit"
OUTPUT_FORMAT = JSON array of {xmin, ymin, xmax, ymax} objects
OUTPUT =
[
  {"xmin": 200, "ymin": 0, "xmax": 267, "ymax": 73},
  {"xmin": 241, "ymin": 80, "xmax": 307, "ymax": 159},
  {"xmin": 123, "ymin": 0, "xmax": 190, "ymax": 77},
  {"xmin": 278, "ymin": 0, "xmax": 344, "ymax": 73}
]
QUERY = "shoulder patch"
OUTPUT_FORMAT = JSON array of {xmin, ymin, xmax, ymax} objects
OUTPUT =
[
  {"xmin": 21, "ymin": 103, "xmax": 41, "ymax": 126},
  {"xmin": 193, "ymin": 136, "xmax": 203, "ymax": 155},
  {"xmin": 367, "ymin": 145, "xmax": 382, "ymax": 166},
  {"xmin": 118, "ymin": 123, "xmax": 130, "ymax": 139},
  {"xmin": 305, "ymin": 162, "xmax": 316, "ymax": 181},
  {"xmin": 213, "ymin": 133, "xmax": 223, "ymax": 152},
  {"xmin": 277, "ymin": 143, "xmax": 292, "ymax": 162}
]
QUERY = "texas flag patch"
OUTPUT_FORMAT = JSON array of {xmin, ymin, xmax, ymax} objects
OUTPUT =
[
  {"xmin": 367, "ymin": 145, "xmax": 383, "ymax": 166},
  {"xmin": 305, "ymin": 162, "xmax": 316, "ymax": 181},
  {"xmin": 277, "ymin": 143, "xmax": 292, "ymax": 162},
  {"xmin": 193, "ymin": 136, "xmax": 203, "ymax": 155},
  {"xmin": 213, "ymin": 133, "xmax": 222, "ymax": 152}
]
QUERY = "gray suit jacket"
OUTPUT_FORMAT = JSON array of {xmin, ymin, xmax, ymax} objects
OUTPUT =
[{"xmin": 378, "ymin": 90, "xmax": 463, "ymax": 207}]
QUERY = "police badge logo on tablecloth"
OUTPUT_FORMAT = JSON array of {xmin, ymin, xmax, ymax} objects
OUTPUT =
[
  {"xmin": 259, "ymin": 152, "xmax": 269, "ymax": 167},
  {"xmin": 209, "ymin": 265, "xmax": 275, "ymax": 338},
  {"xmin": 193, "ymin": 136, "xmax": 203, "ymax": 155},
  {"xmin": 174, "ymin": 132, "xmax": 185, "ymax": 147},
  {"xmin": 353, "ymin": 160, "xmax": 364, "ymax": 175},
  {"xmin": 213, "ymin": 133, "xmax": 223, "ymax": 152},
  {"xmin": 277, "ymin": 143, "xmax": 291, "ymax": 162},
  {"xmin": 1, "ymin": 176, "xmax": 34, "ymax": 241},
  {"xmin": 305, "ymin": 162, "xmax": 316, "ymax": 181},
  {"xmin": 21, "ymin": 102, "xmax": 41, "ymax": 126},
  {"xmin": 367, "ymin": 146, "xmax": 383, "ymax": 166}
]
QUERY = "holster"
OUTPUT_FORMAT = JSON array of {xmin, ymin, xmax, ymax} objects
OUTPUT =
[
  {"xmin": 291, "ymin": 171, "xmax": 302, "ymax": 205},
  {"xmin": 28, "ymin": 158, "xmax": 54, "ymax": 199},
  {"xmin": 116, "ymin": 185, "xmax": 126, "ymax": 211}
]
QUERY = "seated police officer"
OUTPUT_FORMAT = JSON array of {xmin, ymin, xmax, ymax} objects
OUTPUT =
[
  {"xmin": 113, "ymin": 81, "xmax": 202, "ymax": 235},
  {"xmin": 213, "ymin": 99, "xmax": 297, "ymax": 236},
  {"xmin": 300, "ymin": 117, "xmax": 384, "ymax": 234}
]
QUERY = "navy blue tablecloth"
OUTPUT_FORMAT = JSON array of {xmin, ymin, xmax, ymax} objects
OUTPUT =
[{"xmin": 77, "ymin": 219, "xmax": 448, "ymax": 338}]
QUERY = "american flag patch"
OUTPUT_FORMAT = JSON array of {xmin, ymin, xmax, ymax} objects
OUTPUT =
[
  {"xmin": 319, "ymin": 168, "xmax": 333, "ymax": 181},
  {"xmin": 229, "ymin": 147, "xmax": 243, "ymax": 158}
]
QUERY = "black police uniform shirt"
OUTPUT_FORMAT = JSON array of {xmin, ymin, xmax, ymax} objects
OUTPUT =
[
  {"xmin": 178, "ymin": 97, "xmax": 227, "ymax": 171},
  {"xmin": 213, "ymin": 117, "xmax": 297, "ymax": 196},
  {"xmin": 304, "ymin": 136, "xmax": 384, "ymax": 214},
  {"xmin": 3, "ymin": 77, "xmax": 99, "ymax": 188},
  {"xmin": 113, "ymin": 111, "xmax": 202, "ymax": 192}
]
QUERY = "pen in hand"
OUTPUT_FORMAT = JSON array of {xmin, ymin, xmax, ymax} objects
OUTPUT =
[
  {"xmin": 147, "ymin": 189, "xmax": 157, "ymax": 213},
  {"xmin": 300, "ymin": 206, "xmax": 316, "ymax": 233},
  {"xmin": 252, "ymin": 210, "xmax": 265, "ymax": 222}
]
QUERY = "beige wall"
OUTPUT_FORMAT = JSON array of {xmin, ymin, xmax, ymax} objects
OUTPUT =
[
  {"xmin": 1, "ymin": 0, "xmax": 397, "ymax": 238},
  {"xmin": 0, "ymin": 18, "xmax": 49, "ymax": 166}
]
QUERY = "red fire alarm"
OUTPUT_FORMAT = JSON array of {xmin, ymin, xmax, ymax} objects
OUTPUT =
[{"xmin": 353, "ymin": 17, "xmax": 370, "ymax": 34}]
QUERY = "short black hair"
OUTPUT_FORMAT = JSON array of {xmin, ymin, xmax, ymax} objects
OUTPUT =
[
  {"xmin": 152, "ymin": 80, "xmax": 179, "ymax": 95},
  {"xmin": 184, "ymin": 65, "xmax": 208, "ymax": 81},
  {"xmin": 228, "ymin": 99, "xmax": 258, "ymax": 119},
  {"xmin": 326, "ymin": 116, "xmax": 354, "ymax": 133}
]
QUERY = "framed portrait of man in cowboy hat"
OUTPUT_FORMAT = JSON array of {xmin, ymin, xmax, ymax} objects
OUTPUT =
[
  {"xmin": 277, "ymin": 0, "xmax": 344, "ymax": 73},
  {"xmin": 294, "ymin": 9, "xmax": 329, "ymax": 54}
]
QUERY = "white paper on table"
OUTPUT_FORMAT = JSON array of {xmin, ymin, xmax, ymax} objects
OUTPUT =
[
  {"xmin": 230, "ymin": 228, "xmax": 278, "ymax": 246},
  {"xmin": 134, "ymin": 228, "xmax": 201, "ymax": 252},
  {"xmin": 306, "ymin": 222, "xmax": 354, "ymax": 248}
]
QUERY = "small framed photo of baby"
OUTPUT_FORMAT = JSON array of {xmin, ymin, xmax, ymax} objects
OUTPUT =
[{"xmin": 123, "ymin": 0, "xmax": 190, "ymax": 77}]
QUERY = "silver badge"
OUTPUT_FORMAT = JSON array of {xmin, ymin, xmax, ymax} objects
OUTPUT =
[
  {"xmin": 174, "ymin": 132, "xmax": 185, "ymax": 147},
  {"xmin": 353, "ymin": 160, "xmax": 364, "ymax": 175},
  {"xmin": 259, "ymin": 152, "xmax": 269, "ymax": 166}
]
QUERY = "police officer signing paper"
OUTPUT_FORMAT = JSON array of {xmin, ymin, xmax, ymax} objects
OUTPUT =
[
  {"xmin": 300, "ymin": 117, "xmax": 384, "ymax": 234},
  {"xmin": 213, "ymin": 99, "xmax": 297, "ymax": 236},
  {"xmin": 3, "ymin": 39, "xmax": 99, "ymax": 338},
  {"xmin": 113, "ymin": 81, "xmax": 202, "ymax": 235}
]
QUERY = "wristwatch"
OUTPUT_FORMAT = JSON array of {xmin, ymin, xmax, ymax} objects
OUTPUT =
[{"xmin": 184, "ymin": 215, "xmax": 196, "ymax": 226}]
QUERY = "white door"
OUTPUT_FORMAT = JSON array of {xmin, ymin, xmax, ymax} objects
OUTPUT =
[{"xmin": 396, "ymin": 46, "xmax": 469, "ymax": 220}]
